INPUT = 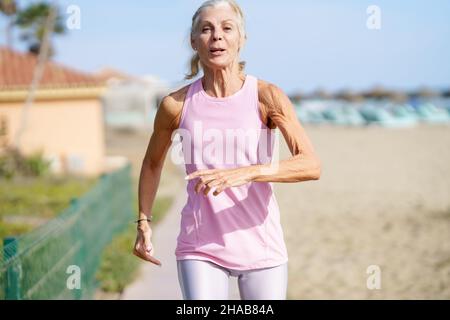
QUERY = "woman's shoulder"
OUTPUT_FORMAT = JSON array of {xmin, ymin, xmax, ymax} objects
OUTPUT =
[
  {"xmin": 157, "ymin": 81, "xmax": 194, "ymax": 130},
  {"xmin": 257, "ymin": 78, "xmax": 286, "ymax": 103},
  {"xmin": 163, "ymin": 83, "xmax": 191, "ymax": 107},
  {"xmin": 256, "ymin": 79, "xmax": 282, "ymax": 129},
  {"xmin": 256, "ymin": 78, "xmax": 292, "ymax": 130}
]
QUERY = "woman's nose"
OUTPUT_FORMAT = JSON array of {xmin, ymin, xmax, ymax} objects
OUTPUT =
[{"xmin": 213, "ymin": 31, "xmax": 223, "ymax": 40}]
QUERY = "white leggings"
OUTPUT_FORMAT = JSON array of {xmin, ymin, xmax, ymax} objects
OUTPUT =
[{"xmin": 176, "ymin": 259, "xmax": 288, "ymax": 300}]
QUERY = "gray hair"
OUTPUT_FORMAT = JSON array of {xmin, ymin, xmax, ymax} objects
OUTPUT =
[{"xmin": 185, "ymin": 0, "xmax": 247, "ymax": 80}]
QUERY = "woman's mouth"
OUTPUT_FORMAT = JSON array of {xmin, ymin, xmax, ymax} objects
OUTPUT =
[{"xmin": 209, "ymin": 48, "xmax": 226, "ymax": 56}]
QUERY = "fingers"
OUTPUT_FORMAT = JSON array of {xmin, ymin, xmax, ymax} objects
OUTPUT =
[
  {"xmin": 133, "ymin": 236, "xmax": 162, "ymax": 266},
  {"xmin": 188, "ymin": 169, "xmax": 236, "ymax": 196},
  {"xmin": 185, "ymin": 168, "xmax": 219, "ymax": 180},
  {"xmin": 212, "ymin": 186, "xmax": 224, "ymax": 196},
  {"xmin": 202, "ymin": 178, "xmax": 224, "ymax": 196},
  {"xmin": 133, "ymin": 246, "xmax": 162, "ymax": 266},
  {"xmin": 194, "ymin": 175, "xmax": 217, "ymax": 194},
  {"xmin": 143, "ymin": 234, "xmax": 152, "ymax": 253},
  {"xmin": 194, "ymin": 175, "xmax": 230, "ymax": 196}
]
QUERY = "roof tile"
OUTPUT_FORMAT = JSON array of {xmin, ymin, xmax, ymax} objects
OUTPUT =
[{"xmin": 0, "ymin": 46, "xmax": 104, "ymax": 90}]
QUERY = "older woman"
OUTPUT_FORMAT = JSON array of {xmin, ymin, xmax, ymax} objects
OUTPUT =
[{"xmin": 133, "ymin": 0, "xmax": 321, "ymax": 300}]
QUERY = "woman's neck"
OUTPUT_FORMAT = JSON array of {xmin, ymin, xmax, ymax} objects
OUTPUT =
[{"xmin": 202, "ymin": 67, "xmax": 245, "ymax": 98}]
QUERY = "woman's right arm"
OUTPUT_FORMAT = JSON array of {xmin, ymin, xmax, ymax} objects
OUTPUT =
[{"xmin": 133, "ymin": 93, "xmax": 183, "ymax": 266}]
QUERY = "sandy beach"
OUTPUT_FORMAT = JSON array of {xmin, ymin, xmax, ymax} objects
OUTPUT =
[
  {"xmin": 276, "ymin": 123, "xmax": 450, "ymax": 299},
  {"xmin": 109, "ymin": 123, "xmax": 450, "ymax": 299}
]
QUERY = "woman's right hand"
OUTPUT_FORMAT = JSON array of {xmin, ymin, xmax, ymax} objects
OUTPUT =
[{"xmin": 132, "ymin": 222, "xmax": 162, "ymax": 266}]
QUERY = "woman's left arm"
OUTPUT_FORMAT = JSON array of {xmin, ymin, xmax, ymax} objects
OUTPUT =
[
  {"xmin": 186, "ymin": 81, "xmax": 321, "ymax": 196},
  {"xmin": 251, "ymin": 81, "xmax": 322, "ymax": 183}
]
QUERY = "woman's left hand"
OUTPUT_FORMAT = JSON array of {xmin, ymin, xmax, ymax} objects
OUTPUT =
[{"xmin": 185, "ymin": 166, "xmax": 257, "ymax": 196}]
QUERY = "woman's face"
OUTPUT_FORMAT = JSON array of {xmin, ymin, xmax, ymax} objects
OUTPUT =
[{"xmin": 192, "ymin": 5, "xmax": 242, "ymax": 71}]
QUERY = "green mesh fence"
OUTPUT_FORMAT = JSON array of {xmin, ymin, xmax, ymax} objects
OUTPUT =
[{"xmin": 0, "ymin": 164, "xmax": 134, "ymax": 300}]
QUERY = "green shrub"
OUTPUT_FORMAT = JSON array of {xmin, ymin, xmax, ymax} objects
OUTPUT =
[
  {"xmin": 24, "ymin": 152, "xmax": 50, "ymax": 176},
  {"xmin": 0, "ymin": 152, "xmax": 15, "ymax": 179},
  {"xmin": 0, "ymin": 175, "xmax": 96, "ymax": 219},
  {"xmin": 0, "ymin": 147, "xmax": 51, "ymax": 179}
]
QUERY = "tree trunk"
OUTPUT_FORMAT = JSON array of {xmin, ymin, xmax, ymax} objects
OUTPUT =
[{"xmin": 13, "ymin": 4, "xmax": 57, "ymax": 149}]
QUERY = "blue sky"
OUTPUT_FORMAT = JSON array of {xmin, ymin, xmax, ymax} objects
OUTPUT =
[{"xmin": 1, "ymin": 0, "xmax": 449, "ymax": 94}]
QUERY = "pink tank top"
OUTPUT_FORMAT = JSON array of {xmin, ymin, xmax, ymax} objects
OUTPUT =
[{"xmin": 174, "ymin": 74, "xmax": 288, "ymax": 270}]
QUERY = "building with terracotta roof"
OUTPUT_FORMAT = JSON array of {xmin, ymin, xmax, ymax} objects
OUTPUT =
[{"xmin": 0, "ymin": 46, "xmax": 107, "ymax": 176}]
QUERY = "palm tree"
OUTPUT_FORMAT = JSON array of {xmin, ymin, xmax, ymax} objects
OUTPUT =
[
  {"xmin": 14, "ymin": 1, "xmax": 65, "ymax": 56},
  {"xmin": 0, "ymin": 0, "xmax": 18, "ymax": 47},
  {"xmin": 13, "ymin": 4, "xmax": 58, "ymax": 149}
]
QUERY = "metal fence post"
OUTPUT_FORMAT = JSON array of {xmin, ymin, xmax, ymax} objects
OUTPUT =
[
  {"xmin": 70, "ymin": 197, "xmax": 83, "ymax": 300},
  {"xmin": 3, "ymin": 237, "xmax": 21, "ymax": 300}
]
